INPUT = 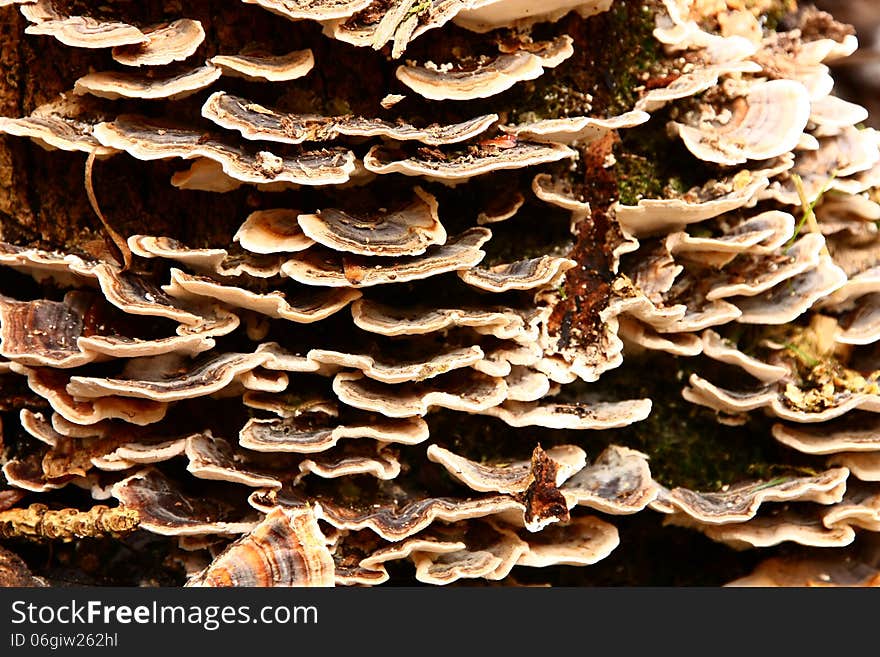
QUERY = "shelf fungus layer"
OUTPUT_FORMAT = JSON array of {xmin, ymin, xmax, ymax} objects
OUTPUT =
[{"xmin": 1, "ymin": 0, "xmax": 879, "ymax": 588}]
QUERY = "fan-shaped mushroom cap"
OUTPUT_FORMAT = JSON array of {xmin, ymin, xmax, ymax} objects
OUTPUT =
[
  {"xmin": 701, "ymin": 330, "xmax": 789, "ymax": 383},
  {"xmin": 364, "ymin": 141, "xmax": 576, "ymax": 181},
  {"xmin": 11, "ymin": 363, "xmax": 168, "ymax": 426},
  {"xmin": 706, "ymin": 233, "xmax": 826, "ymax": 301},
  {"xmin": 829, "ymin": 453, "xmax": 880, "ymax": 482},
  {"xmin": 515, "ymin": 515, "xmax": 619, "ymax": 567},
  {"xmin": 560, "ymin": 445, "xmax": 658, "ymax": 514},
  {"xmin": 351, "ymin": 299, "xmax": 540, "ymax": 341},
  {"xmin": 202, "ymin": 91, "xmax": 496, "ymax": 146},
  {"xmin": 726, "ymin": 554, "xmax": 880, "ymax": 587},
  {"xmin": 165, "ymin": 268, "xmax": 360, "ymax": 324},
  {"xmin": 459, "ymin": 256, "xmax": 575, "ymax": 292},
  {"xmin": 66, "ymin": 351, "xmax": 267, "ymax": 402},
  {"xmin": 332, "ymin": 370, "xmax": 507, "ymax": 417},
  {"xmin": 505, "ymin": 110, "xmax": 649, "ymax": 145},
  {"xmin": 239, "ymin": 414, "xmax": 428, "ymax": 453},
  {"xmin": 209, "ymin": 49, "xmax": 315, "ymax": 82},
  {"xmin": 126, "ymin": 236, "xmax": 228, "ymax": 272},
  {"xmin": 0, "ymin": 294, "xmax": 95, "ymax": 369},
  {"xmin": 835, "ymin": 293, "xmax": 880, "ymax": 346},
  {"xmin": 233, "ymin": 209, "xmax": 314, "ymax": 254},
  {"xmin": 93, "ymin": 115, "xmax": 357, "ymax": 186},
  {"xmin": 670, "ymin": 507, "xmax": 856, "ymax": 549},
  {"xmin": 0, "ymin": 96, "xmax": 117, "ymax": 156},
  {"xmin": 531, "ymin": 173, "xmax": 590, "ymax": 214},
  {"xmin": 614, "ymin": 173, "xmax": 769, "ymax": 237},
  {"xmin": 426, "ymin": 444, "xmax": 586, "ymax": 494},
  {"xmin": 22, "ymin": 4, "xmax": 146, "ymax": 48},
  {"xmin": 280, "ymin": 228, "xmax": 490, "ymax": 287},
  {"xmin": 733, "ymin": 255, "xmax": 848, "ymax": 324},
  {"xmin": 111, "ymin": 19, "xmax": 205, "ymax": 67},
  {"xmin": 772, "ymin": 416, "xmax": 880, "ymax": 455},
  {"xmin": 666, "ymin": 210, "xmax": 795, "ymax": 266},
  {"xmin": 74, "ymin": 65, "xmax": 222, "ymax": 101},
  {"xmin": 671, "ymin": 79, "xmax": 811, "ymax": 166},
  {"xmin": 111, "ymin": 468, "xmax": 258, "ymax": 536},
  {"xmin": 186, "ymin": 505, "xmax": 335, "ymax": 586},
  {"xmin": 618, "ymin": 316, "xmax": 703, "ymax": 356},
  {"xmin": 478, "ymin": 398, "xmax": 652, "ymax": 430},
  {"xmin": 809, "ymin": 95, "xmax": 870, "ymax": 137},
  {"xmin": 243, "ymin": 0, "xmax": 372, "ymax": 22},
  {"xmin": 411, "ymin": 522, "xmax": 529, "ymax": 584},
  {"xmin": 296, "ymin": 444, "xmax": 402, "ymax": 481},
  {"xmin": 655, "ymin": 468, "xmax": 849, "ymax": 525},
  {"xmin": 250, "ymin": 485, "xmax": 523, "ymax": 542},
  {"xmin": 453, "ymin": 0, "xmax": 612, "ymax": 33},
  {"xmin": 395, "ymin": 36, "xmax": 574, "ymax": 101},
  {"xmin": 297, "ymin": 188, "xmax": 446, "ymax": 257},
  {"xmin": 685, "ymin": 372, "xmax": 880, "ymax": 423}
]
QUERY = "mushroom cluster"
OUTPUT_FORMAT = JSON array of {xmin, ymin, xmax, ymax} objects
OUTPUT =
[{"xmin": 0, "ymin": 0, "xmax": 879, "ymax": 586}]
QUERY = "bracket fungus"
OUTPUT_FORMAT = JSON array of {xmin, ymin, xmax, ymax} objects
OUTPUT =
[{"xmin": 1, "ymin": 0, "xmax": 880, "ymax": 588}]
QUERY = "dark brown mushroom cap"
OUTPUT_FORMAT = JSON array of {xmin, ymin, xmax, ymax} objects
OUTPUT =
[
  {"xmin": 111, "ymin": 468, "xmax": 258, "ymax": 536},
  {"xmin": 0, "ymin": 546, "xmax": 46, "ymax": 587},
  {"xmin": 210, "ymin": 49, "xmax": 315, "ymax": 82},
  {"xmin": 0, "ymin": 294, "xmax": 94, "ymax": 368},
  {"xmin": 296, "ymin": 187, "xmax": 447, "ymax": 257},
  {"xmin": 111, "ymin": 19, "xmax": 206, "ymax": 67},
  {"xmin": 186, "ymin": 505, "xmax": 335, "ymax": 586},
  {"xmin": 280, "ymin": 228, "xmax": 491, "ymax": 287}
]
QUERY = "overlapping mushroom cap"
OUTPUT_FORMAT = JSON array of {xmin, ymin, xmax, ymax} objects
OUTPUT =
[{"xmin": 0, "ymin": 0, "xmax": 879, "ymax": 588}]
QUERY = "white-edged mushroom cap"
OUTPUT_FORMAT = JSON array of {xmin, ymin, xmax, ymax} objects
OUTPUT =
[
  {"xmin": 111, "ymin": 19, "xmax": 205, "ymax": 67},
  {"xmin": 671, "ymin": 79, "xmax": 811, "ymax": 166},
  {"xmin": 395, "ymin": 36, "xmax": 574, "ymax": 101},
  {"xmin": 210, "ymin": 49, "xmax": 315, "ymax": 82}
]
